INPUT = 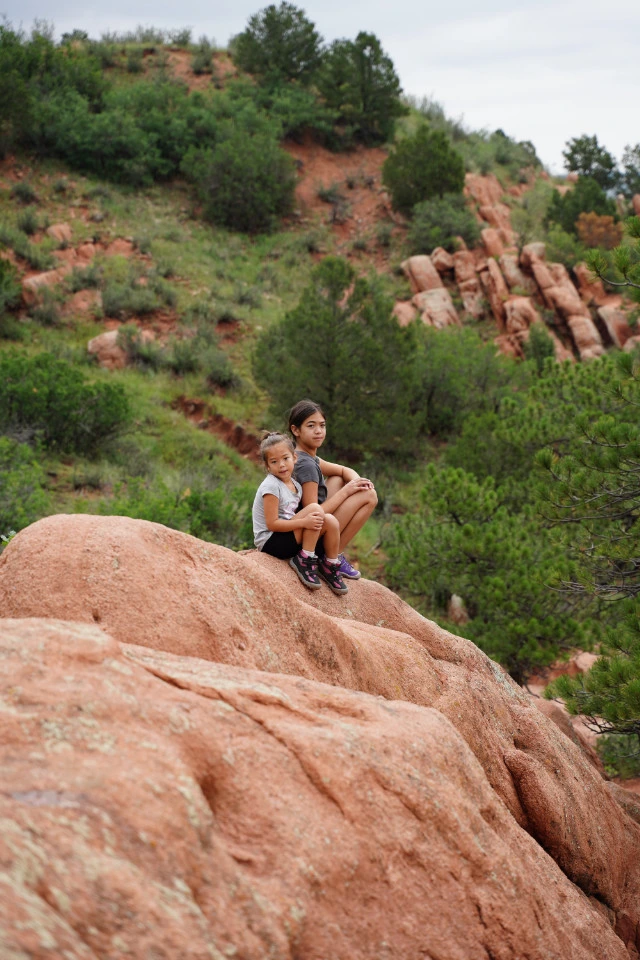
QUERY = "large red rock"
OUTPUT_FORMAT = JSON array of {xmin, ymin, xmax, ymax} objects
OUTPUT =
[
  {"xmin": 481, "ymin": 258, "xmax": 509, "ymax": 327},
  {"xmin": 458, "ymin": 277, "xmax": 484, "ymax": 319},
  {"xmin": 520, "ymin": 242, "xmax": 546, "ymax": 269},
  {"xmin": 545, "ymin": 283, "xmax": 590, "ymax": 320},
  {"xmin": 0, "ymin": 616, "xmax": 632, "ymax": 960},
  {"xmin": 430, "ymin": 246, "xmax": 454, "ymax": 274},
  {"xmin": 412, "ymin": 287, "xmax": 460, "ymax": 328},
  {"xmin": 504, "ymin": 296, "xmax": 540, "ymax": 334},
  {"xmin": 400, "ymin": 255, "xmax": 442, "ymax": 293},
  {"xmin": 45, "ymin": 222, "xmax": 72, "ymax": 244},
  {"xmin": 499, "ymin": 253, "xmax": 536, "ymax": 294},
  {"xmin": 2, "ymin": 515, "xmax": 640, "ymax": 957},
  {"xmin": 87, "ymin": 329, "xmax": 127, "ymax": 369},
  {"xmin": 480, "ymin": 227, "xmax": 504, "ymax": 258},
  {"xmin": 465, "ymin": 172, "xmax": 503, "ymax": 207},
  {"xmin": 478, "ymin": 202, "xmax": 512, "ymax": 233},
  {"xmin": 21, "ymin": 265, "xmax": 72, "ymax": 306},
  {"xmin": 597, "ymin": 305, "xmax": 633, "ymax": 348},
  {"xmin": 453, "ymin": 249, "xmax": 477, "ymax": 285},
  {"xmin": 567, "ymin": 315, "xmax": 605, "ymax": 360},
  {"xmin": 574, "ymin": 261, "xmax": 608, "ymax": 306},
  {"xmin": 392, "ymin": 300, "xmax": 418, "ymax": 327}
]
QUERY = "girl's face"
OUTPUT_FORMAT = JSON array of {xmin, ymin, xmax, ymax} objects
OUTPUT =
[
  {"xmin": 264, "ymin": 441, "xmax": 296, "ymax": 482},
  {"xmin": 293, "ymin": 413, "xmax": 326, "ymax": 453}
]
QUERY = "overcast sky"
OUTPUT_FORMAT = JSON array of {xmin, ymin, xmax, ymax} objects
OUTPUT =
[{"xmin": 3, "ymin": 0, "xmax": 638, "ymax": 173}]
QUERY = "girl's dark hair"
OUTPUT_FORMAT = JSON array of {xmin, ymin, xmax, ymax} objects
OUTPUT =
[
  {"xmin": 287, "ymin": 399, "xmax": 325, "ymax": 437},
  {"xmin": 259, "ymin": 431, "xmax": 295, "ymax": 463}
]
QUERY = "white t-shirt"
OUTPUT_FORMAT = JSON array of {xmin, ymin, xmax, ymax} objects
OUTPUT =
[{"xmin": 252, "ymin": 473, "xmax": 302, "ymax": 550}]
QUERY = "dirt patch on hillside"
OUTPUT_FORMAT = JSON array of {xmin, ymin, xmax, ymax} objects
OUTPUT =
[
  {"xmin": 172, "ymin": 395, "xmax": 261, "ymax": 462},
  {"xmin": 162, "ymin": 49, "xmax": 238, "ymax": 92}
]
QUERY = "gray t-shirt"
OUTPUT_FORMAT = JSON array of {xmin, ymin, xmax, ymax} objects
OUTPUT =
[
  {"xmin": 292, "ymin": 450, "xmax": 327, "ymax": 504},
  {"xmin": 252, "ymin": 473, "xmax": 302, "ymax": 550}
]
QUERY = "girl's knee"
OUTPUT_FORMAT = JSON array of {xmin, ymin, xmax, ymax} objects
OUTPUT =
[
  {"xmin": 366, "ymin": 487, "xmax": 378, "ymax": 508},
  {"xmin": 323, "ymin": 513, "xmax": 340, "ymax": 533}
]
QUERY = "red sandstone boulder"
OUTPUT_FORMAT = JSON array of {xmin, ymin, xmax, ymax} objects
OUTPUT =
[
  {"xmin": 504, "ymin": 296, "xmax": 540, "ymax": 334},
  {"xmin": 520, "ymin": 242, "xmax": 546, "ymax": 270},
  {"xmin": 478, "ymin": 202, "xmax": 512, "ymax": 234},
  {"xmin": 495, "ymin": 333, "xmax": 523, "ymax": 359},
  {"xmin": 430, "ymin": 246, "xmax": 454, "ymax": 274},
  {"xmin": 21, "ymin": 265, "xmax": 72, "ymax": 306},
  {"xmin": 87, "ymin": 329, "xmax": 127, "ymax": 369},
  {"xmin": 597, "ymin": 305, "xmax": 633, "ymax": 348},
  {"xmin": 574, "ymin": 262, "xmax": 608, "ymax": 306},
  {"xmin": 545, "ymin": 283, "xmax": 590, "ymax": 320},
  {"xmin": 465, "ymin": 172, "xmax": 503, "ymax": 207},
  {"xmin": 499, "ymin": 253, "xmax": 536, "ymax": 293},
  {"xmin": 105, "ymin": 238, "xmax": 135, "ymax": 258},
  {"xmin": 480, "ymin": 227, "xmax": 504, "ymax": 258},
  {"xmin": 453, "ymin": 249, "xmax": 477, "ymax": 285},
  {"xmin": 45, "ymin": 222, "xmax": 72, "ymax": 244},
  {"xmin": 567, "ymin": 315, "xmax": 605, "ymax": 360},
  {"xmin": 481, "ymin": 258, "xmax": 509, "ymax": 327},
  {"xmin": 412, "ymin": 287, "xmax": 460, "ymax": 328},
  {"xmin": 77, "ymin": 241, "xmax": 97, "ymax": 262},
  {"xmin": 458, "ymin": 277, "xmax": 484, "ymax": 319},
  {"xmin": 401, "ymin": 255, "xmax": 443, "ymax": 293},
  {"xmin": 392, "ymin": 300, "xmax": 418, "ymax": 327},
  {"xmin": 0, "ymin": 616, "xmax": 633, "ymax": 960}
]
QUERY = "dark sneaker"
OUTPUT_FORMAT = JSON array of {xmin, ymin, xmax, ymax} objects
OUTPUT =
[
  {"xmin": 337, "ymin": 553, "xmax": 361, "ymax": 580},
  {"xmin": 318, "ymin": 559, "xmax": 348, "ymax": 595},
  {"xmin": 289, "ymin": 553, "xmax": 321, "ymax": 590}
]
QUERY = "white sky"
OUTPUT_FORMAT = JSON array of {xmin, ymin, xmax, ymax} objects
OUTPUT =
[{"xmin": 3, "ymin": 0, "xmax": 638, "ymax": 173}]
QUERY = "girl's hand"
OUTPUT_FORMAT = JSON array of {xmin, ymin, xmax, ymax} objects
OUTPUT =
[
  {"xmin": 343, "ymin": 478, "xmax": 374, "ymax": 497},
  {"xmin": 303, "ymin": 508, "xmax": 324, "ymax": 531}
]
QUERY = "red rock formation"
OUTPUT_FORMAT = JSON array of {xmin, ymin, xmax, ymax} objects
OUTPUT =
[
  {"xmin": 465, "ymin": 172, "xmax": 503, "ymax": 207},
  {"xmin": 2, "ymin": 515, "xmax": 640, "ymax": 958},
  {"xmin": 412, "ymin": 287, "xmax": 460, "ymax": 328},
  {"xmin": 430, "ymin": 246, "xmax": 454, "ymax": 274},
  {"xmin": 499, "ymin": 253, "xmax": 536, "ymax": 294},
  {"xmin": 400, "ymin": 255, "xmax": 442, "ymax": 293},
  {"xmin": 566, "ymin": 315, "xmax": 605, "ymax": 360},
  {"xmin": 574, "ymin": 262, "xmax": 608, "ymax": 306},
  {"xmin": 504, "ymin": 296, "xmax": 541, "ymax": 334},
  {"xmin": 1, "ymin": 615, "xmax": 633, "ymax": 960},
  {"xmin": 453, "ymin": 249, "xmax": 477, "ymax": 285},
  {"xmin": 87, "ymin": 329, "xmax": 127, "ymax": 369},
  {"xmin": 481, "ymin": 258, "xmax": 509, "ymax": 328},
  {"xmin": 21, "ymin": 265, "xmax": 72, "ymax": 306},
  {"xmin": 597, "ymin": 305, "xmax": 633, "ymax": 348},
  {"xmin": 458, "ymin": 278, "xmax": 484, "ymax": 319},
  {"xmin": 45, "ymin": 222, "xmax": 73, "ymax": 244},
  {"xmin": 520, "ymin": 242, "xmax": 546, "ymax": 270},
  {"xmin": 392, "ymin": 300, "xmax": 418, "ymax": 327},
  {"xmin": 480, "ymin": 227, "xmax": 504, "ymax": 258}
]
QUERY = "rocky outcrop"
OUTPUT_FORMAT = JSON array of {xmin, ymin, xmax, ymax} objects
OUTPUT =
[
  {"xmin": 87, "ymin": 329, "xmax": 127, "ymax": 369},
  {"xmin": 392, "ymin": 300, "xmax": 418, "ymax": 326},
  {"xmin": 45, "ymin": 222, "xmax": 72, "ymax": 244},
  {"xmin": 597, "ymin": 305, "xmax": 633, "ymax": 349},
  {"xmin": 412, "ymin": 287, "xmax": 460, "ymax": 328},
  {"xmin": 480, "ymin": 226, "xmax": 504, "ymax": 258},
  {"xmin": 1, "ymin": 615, "xmax": 633, "ymax": 960},
  {"xmin": 21, "ymin": 265, "xmax": 72, "ymax": 305},
  {"xmin": 1, "ymin": 514, "xmax": 640, "ymax": 960},
  {"xmin": 401, "ymin": 255, "xmax": 442, "ymax": 293},
  {"xmin": 430, "ymin": 246, "xmax": 454, "ymax": 274}
]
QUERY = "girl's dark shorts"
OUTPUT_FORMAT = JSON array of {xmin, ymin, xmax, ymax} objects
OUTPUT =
[
  {"xmin": 261, "ymin": 531, "xmax": 325, "ymax": 560},
  {"xmin": 261, "ymin": 531, "xmax": 299, "ymax": 559}
]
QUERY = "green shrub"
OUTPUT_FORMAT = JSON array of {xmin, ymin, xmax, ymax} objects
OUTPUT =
[
  {"xmin": 16, "ymin": 207, "xmax": 39, "ymax": 235},
  {"xmin": 382, "ymin": 126, "xmax": 465, "ymax": 216},
  {"xmin": 0, "ymin": 436, "xmax": 51, "ymax": 535},
  {"xmin": 596, "ymin": 733, "xmax": 640, "ymax": 780},
  {"xmin": 191, "ymin": 38, "xmax": 214, "ymax": 75},
  {"xmin": 126, "ymin": 48, "xmax": 144, "ymax": 73},
  {"xmin": 69, "ymin": 261, "xmax": 102, "ymax": 292},
  {"xmin": 522, "ymin": 322, "xmax": 556, "ymax": 375},
  {"xmin": 0, "ymin": 351, "xmax": 130, "ymax": 454},
  {"xmin": 182, "ymin": 126, "xmax": 296, "ymax": 233},
  {"xmin": 0, "ymin": 258, "xmax": 21, "ymax": 314},
  {"xmin": 230, "ymin": 2, "xmax": 323, "ymax": 87},
  {"xmin": 547, "ymin": 177, "xmax": 617, "ymax": 236},
  {"xmin": 102, "ymin": 277, "xmax": 164, "ymax": 318},
  {"xmin": 544, "ymin": 224, "xmax": 586, "ymax": 270},
  {"xmin": 0, "ymin": 224, "xmax": 54, "ymax": 271},
  {"xmin": 29, "ymin": 287, "xmax": 62, "ymax": 327},
  {"xmin": 407, "ymin": 193, "xmax": 481, "ymax": 254},
  {"xmin": 11, "ymin": 181, "xmax": 38, "ymax": 204}
]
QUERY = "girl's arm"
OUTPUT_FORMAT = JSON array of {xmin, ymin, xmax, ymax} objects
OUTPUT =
[
  {"xmin": 263, "ymin": 494, "xmax": 321, "ymax": 532},
  {"xmin": 300, "ymin": 477, "xmax": 372, "ymax": 514},
  {"xmin": 318, "ymin": 458, "xmax": 360, "ymax": 483}
]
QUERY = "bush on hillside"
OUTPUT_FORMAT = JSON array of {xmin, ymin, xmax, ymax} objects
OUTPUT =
[
  {"xmin": 317, "ymin": 32, "xmax": 407, "ymax": 146},
  {"xmin": 254, "ymin": 256, "xmax": 422, "ymax": 456},
  {"xmin": 0, "ymin": 259, "xmax": 21, "ymax": 315},
  {"xmin": 547, "ymin": 177, "xmax": 617, "ymax": 236},
  {"xmin": 0, "ymin": 352, "xmax": 130, "ymax": 455},
  {"xmin": 562, "ymin": 134, "xmax": 619, "ymax": 191},
  {"xmin": 382, "ymin": 126, "xmax": 465, "ymax": 216},
  {"xmin": 621, "ymin": 144, "xmax": 640, "ymax": 200},
  {"xmin": 182, "ymin": 125, "xmax": 296, "ymax": 233},
  {"xmin": 230, "ymin": 2, "xmax": 323, "ymax": 87},
  {"xmin": 407, "ymin": 193, "xmax": 481, "ymax": 254},
  {"xmin": 0, "ymin": 436, "xmax": 51, "ymax": 535},
  {"xmin": 575, "ymin": 212, "xmax": 624, "ymax": 250}
]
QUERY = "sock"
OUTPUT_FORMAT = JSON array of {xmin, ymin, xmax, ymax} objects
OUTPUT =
[
  {"xmin": 299, "ymin": 549, "xmax": 316, "ymax": 559},
  {"xmin": 324, "ymin": 556, "xmax": 340, "ymax": 565}
]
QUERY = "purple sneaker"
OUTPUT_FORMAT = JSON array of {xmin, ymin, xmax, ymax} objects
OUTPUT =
[
  {"xmin": 337, "ymin": 553, "xmax": 361, "ymax": 580},
  {"xmin": 318, "ymin": 558, "xmax": 348, "ymax": 595}
]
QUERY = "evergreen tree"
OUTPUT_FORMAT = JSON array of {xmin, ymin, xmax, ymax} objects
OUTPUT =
[
  {"xmin": 316, "ymin": 32, "xmax": 406, "ymax": 145},
  {"xmin": 253, "ymin": 257, "xmax": 421, "ymax": 456},
  {"xmin": 562, "ymin": 134, "xmax": 619, "ymax": 191},
  {"xmin": 547, "ymin": 176, "xmax": 617, "ymax": 236},
  {"xmin": 586, "ymin": 215, "xmax": 640, "ymax": 303},
  {"xmin": 230, "ymin": 2, "xmax": 323, "ymax": 88},
  {"xmin": 382, "ymin": 126, "xmax": 465, "ymax": 216},
  {"xmin": 620, "ymin": 144, "xmax": 640, "ymax": 200}
]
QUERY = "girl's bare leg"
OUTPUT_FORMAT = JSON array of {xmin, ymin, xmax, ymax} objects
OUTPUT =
[
  {"xmin": 332, "ymin": 488, "xmax": 377, "ymax": 550},
  {"xmin": 294, "ymin": 504, "xmax": 323, "ymax": 553},
  {"xmin": 321, "ymin": 513, "xmax": 341, "ymax": 558}
]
